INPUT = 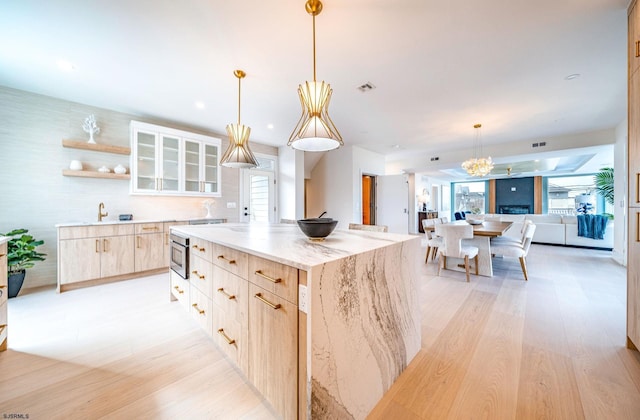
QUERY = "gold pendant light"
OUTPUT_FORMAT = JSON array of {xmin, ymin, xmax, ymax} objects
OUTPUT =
[
  {"xmin": 288, "ymin": 0, "xmax": 343, "ymax": 152},
  {"xmin": 221, "ymin": 69, "xmax": 258, "ymax": 168},
  {"xmin": 461, "ymin": 124, "xmax": 494, "ymax": 177}
]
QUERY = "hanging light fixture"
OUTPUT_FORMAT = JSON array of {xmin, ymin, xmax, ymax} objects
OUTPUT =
[
  {"xmin": 288, "ymin": 0, "xmax": 343, "ymax": 152},
  {"xmin": 221, "ymin": 69, "xmax": 258, "ymax": 168},
  {"xmin": 461, "ymin": 123, "xmax": 494, "ymax": 177}
]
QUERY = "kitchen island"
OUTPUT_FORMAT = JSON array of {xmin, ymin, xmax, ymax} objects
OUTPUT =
[{"xmin": 170, "ymin": 223, "xmax": 421, "ymax": 419}]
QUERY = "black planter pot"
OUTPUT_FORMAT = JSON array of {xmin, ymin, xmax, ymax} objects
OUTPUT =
[{"xmin": 8, "ymin": 270, "xmax": 26, "ymax": 298}]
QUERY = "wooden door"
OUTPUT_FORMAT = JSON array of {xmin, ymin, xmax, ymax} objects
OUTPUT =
[
  {"xmin": 101, "ymin": 235, "xmax": 134, "ymax": 278},
  {"xmin": 629, "ymin": 209, "xmax": 640, "ymax": 349},
  {"xmin": 630, "ymin": 73, "xmax": 640, "ymax": 207},
  {"xmin": 59, "ymin": 238, "xmax": 101, "ymax": 284},
  {"xmin": 630, "ymin": 1, "xmax": 640, "ymax": 78},
  {"xmin": 248, "ymin": 283, "xmax": 298, "ymax": 420}
]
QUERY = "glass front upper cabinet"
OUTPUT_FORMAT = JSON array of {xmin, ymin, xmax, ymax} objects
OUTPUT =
[{"xmin": 130, "ymin": 121, "xmax": 221, "ymax": 196}]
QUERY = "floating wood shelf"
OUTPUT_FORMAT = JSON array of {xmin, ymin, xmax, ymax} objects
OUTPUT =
[
  {"xmin": 62, "ymin": 139, "xmax": 131, "ymax": 155},
  {"xmin": 62, "ymin": 170, "xmax": 130, "ymax": 180}
]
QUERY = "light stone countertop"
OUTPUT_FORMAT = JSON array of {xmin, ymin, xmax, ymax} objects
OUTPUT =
[
  {"xmin": 172, "ymin": 223, "xmax": 419, "ymax": 271},
  {"xmin": 55, "ymin": 218, "xmax": 225, "ymax": 228}
]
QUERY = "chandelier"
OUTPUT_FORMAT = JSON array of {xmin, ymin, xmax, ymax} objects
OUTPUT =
[
  {"xmin": 221, "ymin": 69, "xmax": 258, "ymax": 168},
  {"xmin": 461, "ymin": 123, "xmax": 494, "ymax": 177},
  {"xmin": 288, "ymin": 0, "xmax": 343, "ymax": 152}
]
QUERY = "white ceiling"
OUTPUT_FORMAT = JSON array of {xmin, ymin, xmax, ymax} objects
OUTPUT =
[{"xmin": 0, "ymin": 0, "xmax": 628, "ymax": 179}]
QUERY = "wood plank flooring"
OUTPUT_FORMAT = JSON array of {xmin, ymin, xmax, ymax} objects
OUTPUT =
[{"xmin": 0, "ymin": 244, "xmax": 639, "ymax": 419}]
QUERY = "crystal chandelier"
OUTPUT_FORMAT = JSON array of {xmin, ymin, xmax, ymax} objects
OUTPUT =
[
  {"xmin": 288, "ymin": 0, "xmax": 343, "ymax": 152},
  {"xmin": 221, "ymin": 69, "xmax": 258, "ymax": 168},
  {"xmin": 461, "ymin": 123, "xmax": 494, "ymax": 177}
]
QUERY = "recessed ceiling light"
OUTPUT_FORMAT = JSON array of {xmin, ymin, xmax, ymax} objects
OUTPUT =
[
  {"xmin": 57, "ymin": 59, "xmax": 75, "ymax": 72},
  {"xmin": 392, "ymin": 144, "xmax": 401, "ymax": 149},
  {"xmin": 195, "ymin": 101, "xmax": 205, "ymax": 109},
  {"xmin": 267, "ymin": 123, "xmax": 274, "ymax": 130},
  {"xmin": 565, "ymin": 73, "xmax": 580, "ymax": 80}
]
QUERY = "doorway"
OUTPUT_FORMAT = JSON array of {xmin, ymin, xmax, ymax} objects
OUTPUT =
[
  {"xmin": 240, "ymin": 155, "xmax": 277, "ymax": 223},
  {"xmin": 362, "ymin": 174, "xmax": 377, "ymax": 225}
]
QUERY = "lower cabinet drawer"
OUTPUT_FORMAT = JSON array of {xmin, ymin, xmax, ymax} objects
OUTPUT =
[
  {"xmin": 212, "ymin": 305, "xmax": 248, "ymax": 374},
  {"xmin": 212, "ymin": 244, "xmax": 248, "ymax": 278},
  {"xmin": 190, "ymin": 285, "xmax": 212, "ymax": 335},
  {"xmin": 212, "ymin": 265, "xmax": 248, "ymax": 320},
  {"xmin": 190, "ymin": 254, "xmax": 213, "ymax": 297},
  {"xmin": 170, "ymin": 270, "xmax": 190, "ymax": 311}
]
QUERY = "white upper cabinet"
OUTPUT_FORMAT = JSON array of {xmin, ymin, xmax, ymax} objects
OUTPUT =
[{"xmin": 131, "ymin": 121, "xmax": 221, "ymax": 196}]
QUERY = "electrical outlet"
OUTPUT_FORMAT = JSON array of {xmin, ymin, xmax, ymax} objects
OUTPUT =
[
  {"xmin": 298, "ymin": 284, "xmax": 308, "ymax": 313},
  {"xmin": 227, "ymin": 202, "xmax": 236, "ymax": 209}
]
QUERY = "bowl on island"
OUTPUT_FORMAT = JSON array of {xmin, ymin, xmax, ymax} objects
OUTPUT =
[{"xmin": 297, "ymin": 218, "xmax": 338, "ymax": 241}]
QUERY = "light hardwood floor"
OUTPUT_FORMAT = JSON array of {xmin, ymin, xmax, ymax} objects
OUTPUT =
[{"xmin": 1, "ymin": 244, "xmax": 639, "ymax": 419}]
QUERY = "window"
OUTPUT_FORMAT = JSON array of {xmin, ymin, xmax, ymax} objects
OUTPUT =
[
  {"xmin": 453, "ymin": 181, "xmax": 486, "ymax": 214},
  {"xmin": 547, "ymin": 174, "xmax": 607, "ymax": 215}
]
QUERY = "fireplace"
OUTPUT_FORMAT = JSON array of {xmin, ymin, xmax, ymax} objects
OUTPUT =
[{"xmin": 499, "ymin": 205, "xmax": 530, "ymax": 214}]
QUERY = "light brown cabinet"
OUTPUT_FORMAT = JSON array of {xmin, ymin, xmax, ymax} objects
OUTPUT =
[
  {"xmin": 134, "ymin": 223, "xmax": 165, "ymax": 272},
  {"xmin": 629, "ymin": 0, "xmax": 640, "ymax": 351},
  {"xmin": 0, "ymin": 240, "xmax": 8, "ymax": 351}
]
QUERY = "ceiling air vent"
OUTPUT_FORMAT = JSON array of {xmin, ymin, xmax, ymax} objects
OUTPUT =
[
  {"xmin": 430, "ymin": 157, "xmax": 439, "ymax": 161},
  {"xmin": 532, "ymin": 141, "xmax": 547, "ymax": 148},
  {"xmin": 357, "ymin": 82, "xmax": 376, "ymax": 92}
]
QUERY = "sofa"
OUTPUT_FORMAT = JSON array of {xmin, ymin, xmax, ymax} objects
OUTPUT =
[{"xmin": 466, "ymin": 213, "xmax": 613, "ymax": 250}]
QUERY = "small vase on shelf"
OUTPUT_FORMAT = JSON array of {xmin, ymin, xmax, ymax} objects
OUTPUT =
[{"xmin": 82, "ymin": 114, "xmax": 100, "ymax": 144}]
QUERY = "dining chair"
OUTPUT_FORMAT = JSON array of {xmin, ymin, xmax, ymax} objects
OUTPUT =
[
  {"xmin": 434, "ymin": 223, "xmax": 479, "ymax": 282},
  {"xmin": 439, "ymin": 216, "xmax": 448, "ymax": 224},
  {"xmin": 422, "ymin": 218, "xmax": 442, "ymax": 262},
  {"xmin": 490, "ymin": 223, "xmax": 537, "ymax": 281},
  {"xmin": 491, "ymin": 219, "xmax": 532, "ymax": 246},
  {"xmin": 348, "ymin": 223, "xmax": 389, "ymax": 232}
]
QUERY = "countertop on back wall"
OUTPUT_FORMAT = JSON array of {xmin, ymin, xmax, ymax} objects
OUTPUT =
[{"xmin": 55, "ymin": 218, "xmax": 226, "ymax": 228}]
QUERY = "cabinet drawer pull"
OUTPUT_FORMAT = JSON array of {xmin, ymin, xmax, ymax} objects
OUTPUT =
[
  {"xmin": 165, "ymin": 233, "xmax": 169, "ymax": 245},
  {"xmin": 136, "ymin": 236, "xmax": 141, "ymax": 248},
  {"xmin": 173, "ymin": 285, "xmax": 184, "ymax": 294},
  {"xmin": 0, "ymin": 253, "xmax": 5, "ymax": 257},
  {"xmin": 217, "ymin": 287, "xmax": 236, "ymax": 300},
  {"xmin": 637, "ymin": 212, "xmax": 640, "ymax": 243},
  {"xmin": 192, "ymin": 245, "xmax": 206, "ymax": 252},
  {"xmin": 95, "ymin": 239, "xmax": 99, "ymax": 253},
  {"xmin": 103, "ymin": 239, "xmax": 109, "ymax": 252},
  {"xmin": 192, "ymin": 303, "xmax": 205, "ymax": 315},
  {"xmin": 254, "ymin": 293, "xmax": 281, "ymax": 310},
  {"xmin": 217, "ymin": 255, "xmax": 236, "ymax": 265},
  {"xmin": 191, "ymin": 270, "xmax": 205, "ymax": 280},
  {"xmin": 142, "ymin": 226, "xmax": 159, "ymax": 231},
  {"xmin": 217, "ymin": 328, "xmax": 236, "ymax": 345},
  {"xmin": 254, "ymin": 270, "xmax": 282, "ymax": 284},
  {"xmin": 636, "ymin": 173, "xmax": 640, "ymax": 204},
  {"xmin": 636, "ymin": 40, "xmax": 640, "ymax": 58}
]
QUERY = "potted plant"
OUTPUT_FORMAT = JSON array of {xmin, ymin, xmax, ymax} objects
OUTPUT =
[
  {"xmin": 1, "ymin": 229, "xmax": 46, "ymax": 298},
  {"xmin": 594, "ymin": 167, "xmax": 614, "ymax": 219}
]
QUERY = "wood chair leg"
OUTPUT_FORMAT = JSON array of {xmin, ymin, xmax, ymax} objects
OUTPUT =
[
  {"xmin": 474, "ymin": 255, "xmax": 479, "ymax": 275},
  {"xmin": 432, "ymin": 247, "xmax": 438, "ymax": 260},
  {"xmin": 464, "ymin": 255, "xmax": 470, "ymax": 282},
  {"xmin": 519, "ymin": 256, "xmax": 529, "ymax": 281},
  {"xmin": 425, "ymin": 246, "xmax": 431, "ymax": 263},
  {"xmin": 438, "ymin": 255, "xmax": 445, "ymax": 276}
]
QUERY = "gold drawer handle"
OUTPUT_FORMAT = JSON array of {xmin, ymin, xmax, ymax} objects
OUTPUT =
[
  {"xmin": 636, "ymin": 40, "xmax": 640, "ymax": 58},
  {"xmin": 192, "ymin": 245, "xmax": 206, "ymax": 252},
  {"xmin": 637, "ymin": 212, "xmax": 640, "ymax": 243},
  {"xmin": 142, "ymin": 226, "xmax": 159, "ymax": 231},
  {"xmin": 217, "ymin": 287, "xmax": 236, "ymax": 300},
  {"xmin": 191, "ymin": 270, "xmax": 205, "ymax": 280},
  {"xmin": 136, "ymin": 236, "xmax": 141, "ymax": 248},
  {"xmin": 173, "ymin": 285, "xmax": 184, "ymax": 294},
  {"xmin": 217, "ymin": 328, "xmax": 236, "ymax": 345},
  {"xmin": 254, "ymin": 270, "xmax": 282, "ymax": 284},
  {"xmin": 636, "ymin": 173, "xmax": 640, "ymax": 204},
  {"xmin": 0, "ymin": 253, "xmax": 5, "ymax": 257},
  {"xmin": 95, "ymin": 239, "xmax": 99, "ymax": 253},
  {"xmin": 217, "ymin": 255, "xmax": 236, "ymax": 265},
  {"xmin": 254, "ymin": 293, "xmax": 281, "ymax": 310},
  {"xmin": 192, "ymin": 303, "xmax": 205, "ymax": 315}
]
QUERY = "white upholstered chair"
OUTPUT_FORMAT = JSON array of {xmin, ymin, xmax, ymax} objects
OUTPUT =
[
  {"xmin": 491, "ymin": 219, "xmax": 532, "ymax": 246},
  {"xmin": 434, "ymin": 223, "xmax": 479, "ymax": 282},
  {"xmin": 348, "ymin": 223, "xmax": 389, "ymax": 232},
  {"xmin": 422, "ymin": 218, "xmax": 443, "ymax": 262},
  {"xmin": 490, "ymin": 223, "xmax": 536, "ymax": 281}
]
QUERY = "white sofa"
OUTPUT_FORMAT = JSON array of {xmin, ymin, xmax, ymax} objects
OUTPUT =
[{"xmin": 466, "ymin": 213, "xmax": 613, "ymax": 250}]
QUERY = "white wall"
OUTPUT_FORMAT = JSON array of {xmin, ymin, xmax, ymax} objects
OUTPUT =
[
  {"xmin": 613, "ymin": 118, "xmax": 628, "ymax": 266},
  {"xmin": 0, "ymin": 86, "xmax": 277, "ymax": 289},
  {"xmin": 277, "ymin": 146, "xmax": 305, "ymax": 221}
]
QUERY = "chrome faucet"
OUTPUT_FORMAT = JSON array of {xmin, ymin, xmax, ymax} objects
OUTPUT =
[{"xmin": 98, "ymin": 202, "xmax": 108, "ymax": 222}]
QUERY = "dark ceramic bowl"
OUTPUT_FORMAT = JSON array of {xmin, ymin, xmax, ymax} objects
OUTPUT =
[{"xmin": 297, "ymin": 218, "xmax": 338, "ymax": 241}]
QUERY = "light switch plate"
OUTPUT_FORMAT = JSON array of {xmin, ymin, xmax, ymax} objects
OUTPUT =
[{"xmin": 227, "ymin": 202, "xmax": 236, "ymax": 208}]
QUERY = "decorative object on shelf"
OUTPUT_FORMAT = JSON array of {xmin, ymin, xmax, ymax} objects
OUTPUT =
[
  {"xmin": 0, "ymin": 228, "xmax": 46, "ymax": 298},
  {"xmin": 203, "ymin": 199, "xmax": 216, "ymax": 218},
  {"xmin": 113, "ymin": 164, "xmax": 127, "ymax": 174},
  {"xmin": 288, "ymin": 0, "xmax": 343, "ymax": 152},
  {"xmin": 82, "ymin": 114, "xmax": 101, "ymax": 144},
  {"xmin": 461, "ymin": 123, "xmax": 494, "ymax": 177},
  {"xmin": 98, "ymin": 165, "xmax": 110, "ymax": 173},
  {"xmin": 221, "ymin": 70, "xmax": 258, "ymax": 168},
  {"xmin": 69, "ymin": 160, "xmax": 83, "ymax": 171}
]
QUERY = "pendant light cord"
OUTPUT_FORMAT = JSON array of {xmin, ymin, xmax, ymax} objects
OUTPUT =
[
  {"xmin": 312, "ymin": 13, "xmax": 317, "ymax": 82},
  {"xmin": 237, "ymin": 75, "xmax": 241, "ymax": 125}
]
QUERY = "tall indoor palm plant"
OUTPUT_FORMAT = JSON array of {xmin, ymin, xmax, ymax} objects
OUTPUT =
[{"xmin": 594, "ymin": 167, "xmax": 614, "ymax": 206}]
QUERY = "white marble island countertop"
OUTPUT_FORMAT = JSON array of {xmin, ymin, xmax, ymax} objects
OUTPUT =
[{"xmin": 171, "ymin": 222, "xmax": 419, "ymax": 271}]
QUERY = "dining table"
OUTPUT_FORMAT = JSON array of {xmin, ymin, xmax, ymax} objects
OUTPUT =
[{"xmin": 442, "ymin": 220, "xmax": 513, "ymax": 277}]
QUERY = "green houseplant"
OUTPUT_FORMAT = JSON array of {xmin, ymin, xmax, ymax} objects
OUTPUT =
[
  {"xmin": 594, "ymin": 167, "xmax": 614, "ymax": 219},
  {"xmin": 1, "ymin": 228, "xmax": 46, "ymax": 298}
]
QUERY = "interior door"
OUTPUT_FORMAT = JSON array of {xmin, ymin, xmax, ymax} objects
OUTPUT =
[
  {"xmin": 242, "ymin": 169, "xmax": 275, "ymax": 223},
  {"xmin": 377, "ymin": 174, "xmax": 409, "ymax": 234}
]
